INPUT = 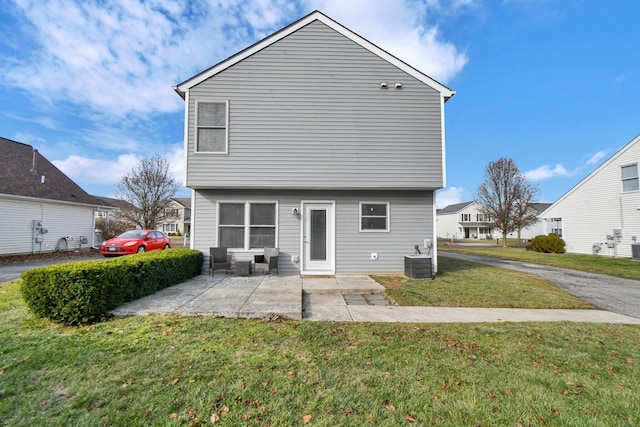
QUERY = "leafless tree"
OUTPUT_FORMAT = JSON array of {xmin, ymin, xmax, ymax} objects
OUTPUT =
[
  {"xmin": 475, "ymin": 157, "xmax": 538, "ymax": 246},
  {"xmin": 116, "ymin": 156, "xmax": 180, "ymax": 230}
]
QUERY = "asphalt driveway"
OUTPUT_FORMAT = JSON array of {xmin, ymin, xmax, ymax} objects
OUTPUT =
[
  {"xmin": 0, "ymin": 256, "xmax": 100, "ymax": 282},
  {"xmin": 440, "ymin": 252, "xmax": 640, "ymax": 319}
]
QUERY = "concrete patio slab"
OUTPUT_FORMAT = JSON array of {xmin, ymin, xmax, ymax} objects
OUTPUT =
[{"xmin": 109, "ymin": 273, "xmax": 640, "ymax": 325}]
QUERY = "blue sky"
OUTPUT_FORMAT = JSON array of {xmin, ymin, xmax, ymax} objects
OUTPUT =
[{"xmin": 1, "ymin": 0, "xmax": 638, "ymax": 207}]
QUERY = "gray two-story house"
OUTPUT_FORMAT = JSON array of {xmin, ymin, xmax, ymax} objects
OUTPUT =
[{"xmin": 174, "ymin": 11, "xmax": 455, "ymax": 275}]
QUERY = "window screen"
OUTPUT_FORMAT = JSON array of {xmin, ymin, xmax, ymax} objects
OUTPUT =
[
  {"xmin": 219, "ymin": 203, "xmax": 244, "ymax": 248},
  {"xmin": 197, "ymin": 102, "xmax": 227, "ymax": 152}
]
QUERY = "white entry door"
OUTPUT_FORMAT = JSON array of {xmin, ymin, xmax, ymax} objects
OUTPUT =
[{"xmin": 302, "ymin": 202, "xmax": 335, "ymax": 274}]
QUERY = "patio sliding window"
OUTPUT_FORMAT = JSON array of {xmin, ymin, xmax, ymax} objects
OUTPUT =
[
  {"xmin": 218, "ymin": 202, "xmax": 277, "ymax": 249},
  {"xmin": 196, "ymin": 101, "xmax": 228, "ymax": 153}
]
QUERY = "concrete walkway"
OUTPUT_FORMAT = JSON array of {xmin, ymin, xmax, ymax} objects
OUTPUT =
[{"xmin": 110, "ymin": 273, "xmax": 640, "ymax": 324}]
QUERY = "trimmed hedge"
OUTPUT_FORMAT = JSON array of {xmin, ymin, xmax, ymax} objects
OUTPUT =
[
  {"xmin": 20, "ymin": 248, "xmax": 203, "ymax": 325},
  {"xmin": 531, "ymin": 233, "xmax": 566, "ymax": 254}
]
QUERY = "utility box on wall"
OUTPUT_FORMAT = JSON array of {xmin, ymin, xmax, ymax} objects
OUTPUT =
[{"xmin": 404, "ymin": 255, "xmax": 432, "ymax": 279}]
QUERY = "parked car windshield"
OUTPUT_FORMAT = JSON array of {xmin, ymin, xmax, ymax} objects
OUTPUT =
[{"xmin": 118, "ymin": 231, "xmax": 148, "ymax": 239}]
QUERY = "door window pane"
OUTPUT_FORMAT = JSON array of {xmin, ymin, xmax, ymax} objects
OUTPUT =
[{"xmin": 310, "ymin": 209, "xmax": 326, "ymax": 261}]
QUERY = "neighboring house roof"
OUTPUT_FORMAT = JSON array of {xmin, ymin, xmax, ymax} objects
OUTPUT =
[
  {"xmin": 0, "ymin": 136, "xmax": 105, "ymax": 206},
  {"xmin": 530, "ymin": 202, "xmax": 552, "ymax": 213},
  {"xmin": 437, "ymin": 201, "xmax": 475, "ymax": 215},
  {"xmin": 174, "ymin": 10, "xmax": 455, "ymax": 101},
  {"xmin": 93, "ymin": 196, "xmax": 137, "ymax": 211},
  {"xmin": 171, "ymin": 198, "xmax": 191, "ymax": 208},
  {"xmin": 439, "ymin": 201, "xmax": 552, "ymax": 215},
  {"xmin": 540, "ymin": 133, "xmax": 640, "ymax": 218}
]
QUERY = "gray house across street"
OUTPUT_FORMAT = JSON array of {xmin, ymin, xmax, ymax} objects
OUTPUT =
[{"xmin": 174, "ymin": 11, "xmax": 455, "ymax": 275}]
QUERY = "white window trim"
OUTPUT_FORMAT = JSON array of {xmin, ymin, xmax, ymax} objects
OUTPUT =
[
  {"xmin": 216, "ymin": 201, "xmax": 279, "ymax": 250},
  {"xmin": 621, "ymin": 163, "xmax": 639, "ymax": 193},
  {"xmin": 359, "ymin": 201, "xmax": 390, "ymax": 232},
  {"xmin": 195, "ymin": 100, "xmax": 229, "ymax": 154}
]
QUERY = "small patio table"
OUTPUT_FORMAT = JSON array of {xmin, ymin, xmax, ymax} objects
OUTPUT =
[{"xmin": 235, "ymin": 260, "xmax": 251, "ymax": 276}]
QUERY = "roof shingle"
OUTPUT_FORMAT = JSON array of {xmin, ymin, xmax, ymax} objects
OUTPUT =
[{"xmin": 0, "ymin": 136, "xmax": 105, "ymax": 206}]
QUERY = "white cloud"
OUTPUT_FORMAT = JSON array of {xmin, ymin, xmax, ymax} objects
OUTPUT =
[
  {"xmin": 436, "ymin": 186, "xmax": 464, "ymax": 209},
  {"xmin": 1, "ymin": 0, "xmax": 468, "ymax": 121},
  {"xmin": 523, "ymin": 164, "xmax": 570, "ymax": 181},
  {"xmin": 52, "ymin": 144, "xmax": 185, "ymax": 190},
  {"xmin": 53, "ymin": 153, "xmax": 141, "ymax": 187},
  {"xmin": 1, "ymin": 0, "xmax": 297, "ymax": 119},
  {"xmin": 586, "ymin": 150, "xmax": 607, "ymax": 165},
  {"xmin": 305, "ymin": 0, "xmax": 469, "ymax": 83}
]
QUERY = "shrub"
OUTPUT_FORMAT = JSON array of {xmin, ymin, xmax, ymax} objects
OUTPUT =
[
  {"xmin": 20, "ymin": 248, "xmax": 203, "ymax": 326},
  {"xmin": 531, "ymin": 234, "xmax": 566, "ymax": 254}
]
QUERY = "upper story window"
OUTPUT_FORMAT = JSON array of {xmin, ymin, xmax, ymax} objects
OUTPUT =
[
  {"xmin": 621, "ymin": 164, "xmax": 639, "ymax": 192},
  {"xmin": 461, "ymin": 213, "xmax": 471, "ymax": 222},
  {"xmin": 360, "ymin": 202, "xmax": 389, "ymax": 232},
  {"xmin": 196, "ymin": 101, "xmax": 228, "ymax": 153},
  {"xmin": 165, "ymin": 208, "xmax": 179, "ymax": 218},
  {"xmin": 477, "ymin": 213, "xmax": 490, "ymax": 222}
]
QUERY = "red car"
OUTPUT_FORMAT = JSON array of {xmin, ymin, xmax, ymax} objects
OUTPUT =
[{"xmin": 101, "ymin": 229, "xmax": 171, "ymax": 257}]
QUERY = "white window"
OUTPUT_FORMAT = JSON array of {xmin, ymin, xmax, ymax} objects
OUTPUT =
[
  {"xmin": 360, "ymin": 202, "xmax": 389, "ymax": 232},
  {"xmin": 461, "ymin": 213, "xmax": 471, "ymax": 222},
  {"xmin": 621, "ymin": 164, "xmax": 639, "ymax": 192},
  {"xmin": 196, "ymin": 101, "xmax": 228, "ymax": 153},
  {"xmin": 477, "ymin": 213, "xmax": 490, "ymax": 222},
  {"xmin": 165, "ymin": 208, "xmax": 179, "ymax": 218},
  {"xmin": 218, "ymin": 202, "xmax": 277, "ymax": 249},
  {"xmin": 163, "ymin": 223, "xmax": 177, "ymax": 233}
]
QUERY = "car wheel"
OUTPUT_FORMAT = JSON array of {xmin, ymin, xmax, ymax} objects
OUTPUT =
[
  {"xmin": 163, "ymin": 244, "xmax": 170, "ymax": 250},
  {"xmin": 137, "ymin": 246, "xmax": 146, "ymax": 253}
]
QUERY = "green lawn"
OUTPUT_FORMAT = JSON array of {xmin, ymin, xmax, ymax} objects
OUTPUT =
[
  {"xmin": 374, "ymin": 257, "xmax": 595, "ymax": 309},
  {"xmin": 440, "ymin": 245, "xmax": 640, "ymax": 281},
  {"xmin": 1, "ymin": 279, "xmax": 639, "ymax": 426}
]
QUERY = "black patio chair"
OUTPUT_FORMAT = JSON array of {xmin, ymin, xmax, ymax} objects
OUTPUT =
[{"xmin": 209, "ymin": 247, "xmax": 231, "ymax": 275}]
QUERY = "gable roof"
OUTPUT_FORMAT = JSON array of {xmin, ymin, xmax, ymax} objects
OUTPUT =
[
  {"xmin": 437, "ymin": 201, "xmax": 475, "ymax": 214},
  {"xmin": 0, "ymin": 136, "xmax": 105, "ymax": 207},
  {"xmin": 540, "ymin": 133, "xmax": 640, "ymax": 218},
  {"xmin": 439, "ymin": 201, "xmax": 552, "ymax": 215},
  {"xmin": 530, "ymin": 202, "xmax": 552, "ymax": 213},
  {"xmin": 174, "ymin": 10, "xmax": 455, "ymax": 100},
  {"xmin": 94, "ymin": 196, "xmax": 136, "ymax": 211},
  {"xmin": 171, "ymin": 197, "xmax": 191, "ymax": 208}
]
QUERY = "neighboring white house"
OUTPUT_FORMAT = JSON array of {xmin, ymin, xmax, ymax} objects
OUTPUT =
[
  {"xmin": 174, "ymin": 11, "xmax": 455, "ymax": 275},
  {"xmin": 0, "ymin": 137, "xmax": 109, "ymax": 255},
  {"xmin": 437, "ymin": 202, "xmax": 494, "ymax": 240},
  {"xmin": 541, "ymin": 133, "xmax": 640, "ymax": 258},
  {"xmin": 437, "ymin": 201, "xmax": 551, "ymax": 241},
  {"xmin": 161, "ymin": 198, "xmax": 191, "ymax": 236}
]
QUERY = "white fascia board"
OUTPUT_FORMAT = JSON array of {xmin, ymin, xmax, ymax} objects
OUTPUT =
[
  {"xmin": 174, "ymin": 11, "xmax": 455, "ymax": 99},
  {"xmin": 540, "ymin": 132, "xmax": 640, "ymax": 218}
]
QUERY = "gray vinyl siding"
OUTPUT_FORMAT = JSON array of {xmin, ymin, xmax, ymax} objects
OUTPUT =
[
  {"xmin": 0, "ymin": 197, "xmax": 96, "ymax": 255},
  {"xmin": 185, "ymin": 20, "xmax": 444, "ymax": 190},
  {"xmin": 193, "ymin": 189, "xmax": 434, "ymax": 275}
]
